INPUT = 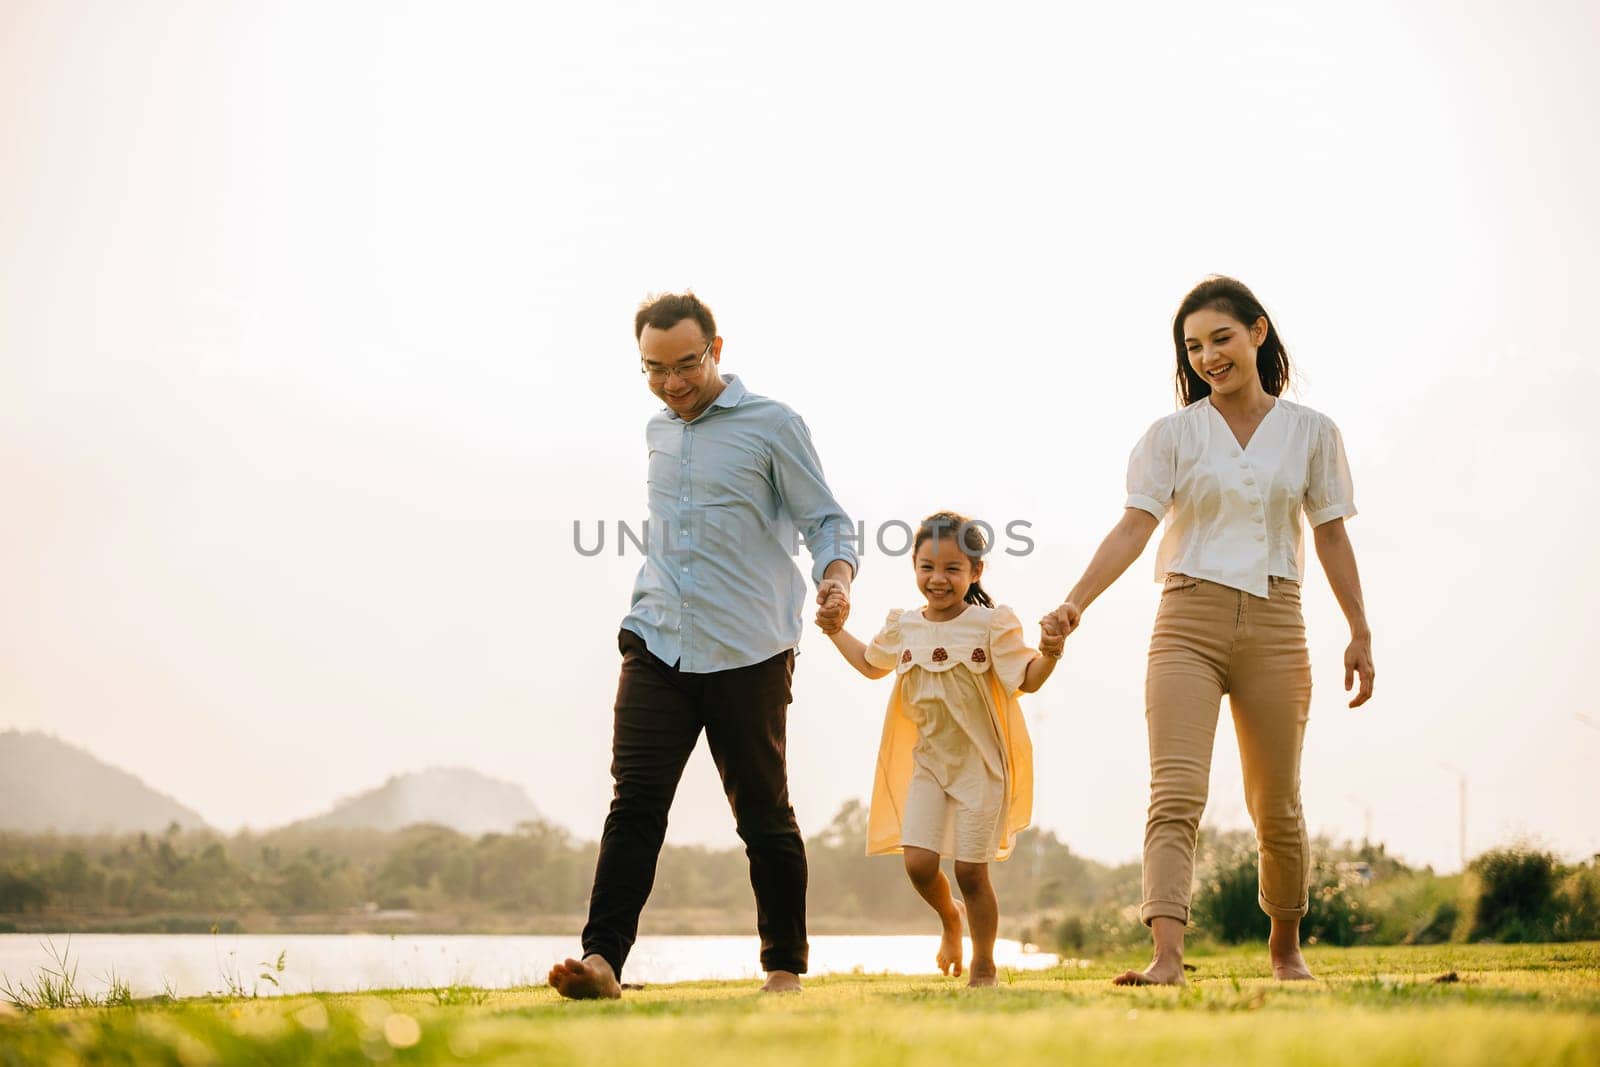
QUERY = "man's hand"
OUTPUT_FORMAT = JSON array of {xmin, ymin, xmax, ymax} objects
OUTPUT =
[{"xmin": 816, "ymin": 576, "xmax": 851, "ymax": 636}]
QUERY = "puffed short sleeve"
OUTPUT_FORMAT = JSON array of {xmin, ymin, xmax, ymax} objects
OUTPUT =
[
  {"xmin": 1304, "ymin": 414, "xmax": 1358, "ymax": 527},
  {"xmin": 988, "ymin": 605, "xmax": 1037, "ymax": 693},
  {"xmin": 1125, "ymin": 417, "xmax": 1176, "ymax": 521},
  {"xmin": 864, "ymin": 609, "xmax": 907, "ymax": 671}
]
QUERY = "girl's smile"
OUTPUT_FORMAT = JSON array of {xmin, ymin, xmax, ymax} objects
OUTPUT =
[{"xmin": 915, "ymin": 534, "xmax": 981, "ymax": 622}]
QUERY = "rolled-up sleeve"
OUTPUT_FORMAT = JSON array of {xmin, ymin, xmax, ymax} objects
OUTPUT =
[
  {"xmin": 1125, "ymin": 418, "xmax": 1176, "ymax": 520},
  {"xmin": 770, "ymin": 415, "xmax": 860, "ymax": 585},
  {"xmin": 1304, "ymin": 415, "xmax": 1358, "ymax": 527}
]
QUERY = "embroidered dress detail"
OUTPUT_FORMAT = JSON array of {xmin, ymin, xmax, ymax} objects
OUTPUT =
[
  {"xmin": 971, "ymin": 648, "xmax": 986, "ymax": 664},
  {"xmin": 932, "ymin": 647, "xmax": 948, "ymax": 663},
  {"xmin": 901, "ymin": 649, "xmax": 912, "ymax": 664}
]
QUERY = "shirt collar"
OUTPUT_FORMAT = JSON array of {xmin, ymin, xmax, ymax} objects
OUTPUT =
[{"xmin": 665, "ymin": 373, "xmax": 747, "ymax": 421}]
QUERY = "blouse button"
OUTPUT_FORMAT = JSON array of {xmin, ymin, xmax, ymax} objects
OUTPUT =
[
  {"xmin": 1255, "ymin": 532, "xmax": 1266, "ymax": 541},
  {"xmin": 1244, "ymin": 475, "xmax": 1255, "ymax": 485}
]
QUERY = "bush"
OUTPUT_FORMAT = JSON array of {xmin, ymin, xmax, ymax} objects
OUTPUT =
[
  {"xmin": 1367, "ymin": 872, "xmax": 1462, "ymax": 945},
  {"xmin": 1051, "ymin": 903, "xmax": 1148, "ymax": 957},
  {"xmin": 1192, "ymin": 843, "xmax": 1262, "ymax": 944},
  {"xmin": 1191, "ymin": 832, "xmax": 1377, "ymax": 946},
  {"xmin": 1464, "ymin": 846, "xmax": 1560, "ymax": 942},
  {"xmin": 1553, "ymin": 863, "xmax": 1600, "ymax": 941},
  {"xmin": 1302, "ymin": 861, "xmax": 1375, "ymax": 946}
]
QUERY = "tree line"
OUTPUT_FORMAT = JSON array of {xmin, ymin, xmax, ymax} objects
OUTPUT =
[{"xmin": 3, "ymin": 802, "xmax": 1594, "ymax": 949}]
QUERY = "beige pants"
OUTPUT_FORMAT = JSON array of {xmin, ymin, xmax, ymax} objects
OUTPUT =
[{"xmin": 1141, "ymin": 574, "xmax": 1313, "ymax": 925}]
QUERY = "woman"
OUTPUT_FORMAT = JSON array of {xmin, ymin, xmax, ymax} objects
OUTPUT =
[{"xmin": 1046, "ymin": 276, "xmax": 1374, "ymax": 985}]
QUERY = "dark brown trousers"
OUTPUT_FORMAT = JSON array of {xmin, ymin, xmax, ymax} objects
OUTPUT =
[{"xmin": 580, "ymin": 628, "xmax": 808, "ymax": 979}]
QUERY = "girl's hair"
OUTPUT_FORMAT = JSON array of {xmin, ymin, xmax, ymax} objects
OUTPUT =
[
  {"xmin": 911, "ymin": 511, "xmax": 995, "ymax": 608},
  {"xmin": 1172, "ymin": 276, "xmax": 1292, "ymax": 407}
]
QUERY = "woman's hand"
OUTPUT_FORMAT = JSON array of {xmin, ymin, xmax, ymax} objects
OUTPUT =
[
  {"xmin": 1038, "ymin": 615, "xmax": 1066, "ymax": 659},
  {"xmin": 1344, "ymin": 633, "xmax": 1375, "ymax": 708},
  {"xmin": 1312, "ymin": 518, "xmax": 1374, "ymax": 709},
  {"xmin": 1041, "ymin": 601, "xmax": 1082, "ymax": 640}
]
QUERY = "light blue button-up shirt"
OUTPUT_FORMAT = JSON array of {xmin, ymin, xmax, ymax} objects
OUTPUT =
[{"xmin": 620, "ymin": 374, "xmax": 859, "ymax": 673}]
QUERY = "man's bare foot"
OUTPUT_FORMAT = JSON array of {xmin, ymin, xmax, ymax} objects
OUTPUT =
[
  {"xmin": 1111, "ymin": 957, "xmax": 1187, "ymax": 986},
  {"xmin": 938, "ymin": 900, "xmax": 966, "ymax": 977},
  {"xmin": 761, "ymin": 970, "xmax": 802, "ymax": 994},
  {"xmin": 547, "ymin": 954, "xmax": 621, "ymax": 1000},
  {"xmin": 967, "ymin": 958, "xmax": 998, "ymax": 988},
  {"xmin": 1270, "ymin": 948, "xmax": 1314, "ymax": 981}
]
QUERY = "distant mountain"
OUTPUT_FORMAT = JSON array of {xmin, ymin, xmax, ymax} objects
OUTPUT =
[
  {"xmin": 291, "ymin": 767, "xmax": 545, "ymax": 835},
  {"xmin": 0, "ymin": 730, "xmax": 208, "ymax": 834}
]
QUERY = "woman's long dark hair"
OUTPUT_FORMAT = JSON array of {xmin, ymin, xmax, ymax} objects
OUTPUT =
[
  {"xmin": 912, "ymin": 511, "xmax": 995, "ymax": 608},
  {"xmin": 1172, "ymin": 276, "xmax": 1291, "ymax": 407}
]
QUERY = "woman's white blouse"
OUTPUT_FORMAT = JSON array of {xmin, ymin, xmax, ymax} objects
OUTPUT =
[{"xmin": 1125, "ymin": 397, "xmax": 1356, "ymax": 598}]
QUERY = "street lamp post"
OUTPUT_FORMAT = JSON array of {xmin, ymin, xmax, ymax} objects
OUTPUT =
[{"xmin": 1438, "ymin": 763, "xmax": 1467, "ymax": 871}]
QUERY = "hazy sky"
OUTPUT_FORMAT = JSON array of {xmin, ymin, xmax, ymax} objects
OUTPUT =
[{"xmin": 3, "ymin": 1, "xmax": 1597, "ymax": 874}]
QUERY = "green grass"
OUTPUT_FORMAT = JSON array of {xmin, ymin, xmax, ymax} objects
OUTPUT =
[{"xmin": 2, "ymin": 943, "xmax": 1598, "ymax": 1065}]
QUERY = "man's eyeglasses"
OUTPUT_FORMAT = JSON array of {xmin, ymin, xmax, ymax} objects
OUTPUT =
[{"xmin": 641, "ymin": 342, "xmax": 713, "ymax": 384}]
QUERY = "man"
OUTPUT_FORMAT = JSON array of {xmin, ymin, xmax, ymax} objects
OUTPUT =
[{"xmin": 548, "ymin": 292, "xmax": 857, "ymax": 998}]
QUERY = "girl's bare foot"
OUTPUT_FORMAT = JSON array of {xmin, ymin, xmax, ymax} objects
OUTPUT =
[
  {"xmin": 1111, "ymin": 957, "xmax": 1187, "ymax": 986},
  {"xmin": 967, "ymin": 958, "xmax": 998, "ymax": 988},
  {"xmin": 547, "ymin": 954, "xmax": 622, "ymax": 1000},
  {"xmin": 938, "ymin": 900, "xmax": 966, "ymax": 976}
]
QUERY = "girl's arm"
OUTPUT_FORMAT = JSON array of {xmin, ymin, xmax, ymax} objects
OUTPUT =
[
  {"xmin": 828, "ymin": 627, "xmax": 893, "ymax": 680},
  {"xmin": 1312, "ymin": 518, "xmax": 1374, "ymax": 708},
  {"xmin": 1017, "ymin": 616, "xmax": 1064, "ymax": 693},
  {"xmin": 1045, "ymin": 508, "xmax": 1160, "ymax": 635},
  {"xmin": 1018, "ymin": 654, "xmax": 1056, "ymax": 693}
]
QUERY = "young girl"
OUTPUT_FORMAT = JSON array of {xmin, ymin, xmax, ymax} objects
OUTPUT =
[{"xmin": 817, "ymin": 511, "xmax": 1064, "ymax": 987}]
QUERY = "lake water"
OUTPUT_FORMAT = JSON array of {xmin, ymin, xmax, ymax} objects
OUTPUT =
[{"xmin": 0, "ymin": 934, "xmax": 1059, "ymax": 999}]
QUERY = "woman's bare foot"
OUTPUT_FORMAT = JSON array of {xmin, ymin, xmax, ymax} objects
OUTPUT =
[
  {"xmin": 1269, "ymin": 917, "xmax": 1314, "ymax": 980},
  {"xmin": 938, "ymin": 900, "xmax": 966, "ymax": 976},
  {"xmin": 761, "ymin": 970, "xmax": 802, "ymax": 994},
  {"xmin": 967, "ymin": 958, "xmax": 998, "ymax": 988},
  {"xmin": 547, "ymin": 954, "xmax": 622, "ymax": 1000},
  {"xmin": 1270, "ymin": 948, "xmax": 1314, "ymax": 981},
  {"xmin": 1111, "ymin": 956, "xmax": 1187, "ymax": 986}
]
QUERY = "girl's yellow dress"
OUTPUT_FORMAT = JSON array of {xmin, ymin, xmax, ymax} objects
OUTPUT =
[{"xmin": 861, "ymin": 604, "xmax": 1036, "ymax": 862}]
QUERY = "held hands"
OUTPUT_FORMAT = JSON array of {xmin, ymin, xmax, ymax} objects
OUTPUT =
[
  {"xmin": 815, "ymin": 578, "xmax": 851, "ymax": 636},
  {"xmin": 1038, "ymin": 614, "xmax": 1065, "ymax": 659},
  {"xmin": 1344, "ymin": 633, "xmax": 1375, "ymax": 708},
  {"xmin": 1040, "ymin": 601, "xmax": 1082, "ymax": 643}
]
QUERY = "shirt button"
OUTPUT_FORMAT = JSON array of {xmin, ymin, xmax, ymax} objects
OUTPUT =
[
  {"xmin": 1230, "ymin": 450, "xmax": 1240, "ymax": 459},
  {"xmin": 680, "ymin": 564, "xmax": 687, "ymax": 572},
  {"xmin": 682, "ymin": 600, "xmax": 688, "ymax": 607}
]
